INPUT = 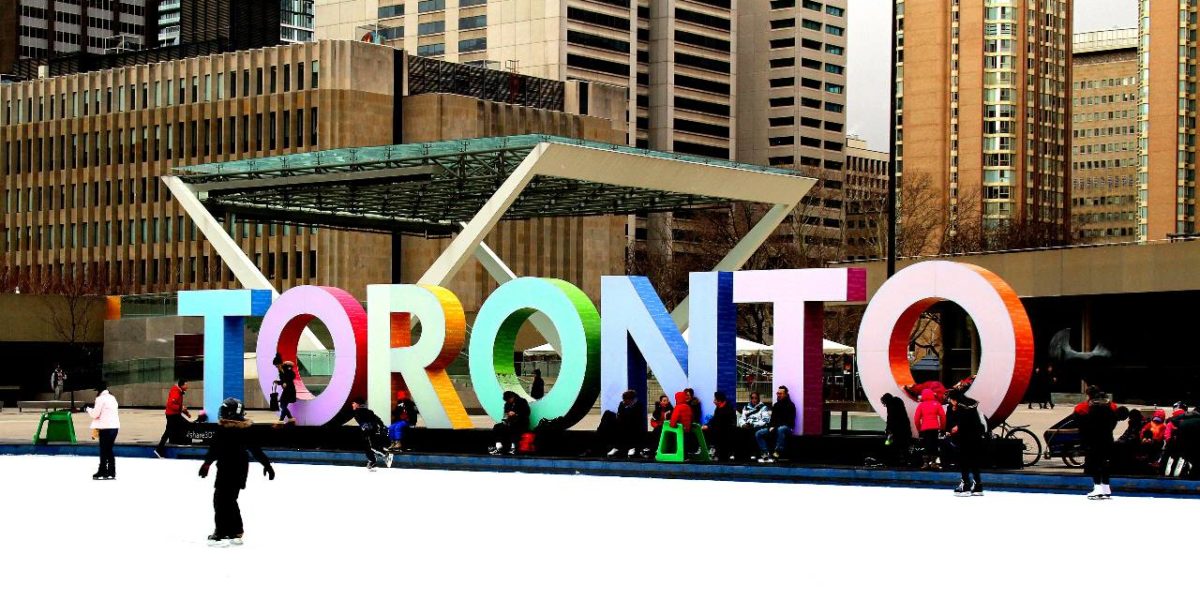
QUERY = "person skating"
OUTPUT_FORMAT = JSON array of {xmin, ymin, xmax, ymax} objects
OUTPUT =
[
  {"xmin": 946, "ymin": 389, "xmax": 987, "ymax": 496},
  {"xmin": 881, "ymin": 393, "xmax": 913, "ymax": 468},
  {"xmin": 1074, "ymin": 385, "xmax": 1120, "ymax": 499},
  {"xmin": 755, "ymin": 386, "xmax": 796, "ymax": 463},
  {"xmin": 86, "ymin": 382, "xmax": 120, "ymax": 480},
  {"xmin": 489, "ymin": 390, "xmax": 530, "ymax": 455},
  {"xmin": 199, "ymin": 398, "xmax": 274, "ymax": 546},
  {"xmin": 154, "ymin": 379, "xmax": 192, "ymax": 458},
  {"xmin": 275, "ymin": 360, "xmax": 298, "ymax": 426},
  {"xmin": 913, "ymin": 388, "xmax": 946, "ymax": 470},
  {"xmin": 351, "ymin": 399, "xmax": 392, "ymax": 470}
]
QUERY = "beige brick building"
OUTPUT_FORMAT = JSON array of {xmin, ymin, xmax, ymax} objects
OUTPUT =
[
  {"xmin": 843, "ymin": 135, "xmax": 888, "ymax": 260},
  {"xmin": 1071, "ymin": 29, "xmax": 1137, "ymax": 244},
  {"xmin": 0, "ymin": 39, "xmax": 629, "ymax": 312},
  {"xmin": 1138, "ymin": 0, "xmax": 1197, "ymax": 240},
  {"xmin": 895, "ymin": 0, "xmax": 1072, "ymax": 250}
]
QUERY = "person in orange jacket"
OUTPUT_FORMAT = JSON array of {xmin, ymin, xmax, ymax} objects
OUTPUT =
[
  {"xmin": 669, "ymin": 390, "xmax": 697, "ymax": 456},
  {"xmin": 913, "ymin": 388, "xmax": 946, "ymax": 470}
]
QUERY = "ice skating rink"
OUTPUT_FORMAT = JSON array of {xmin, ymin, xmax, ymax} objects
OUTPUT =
[{"xmin": 1, "ymin": 455, "xmax": 1195, "ymax": 599}]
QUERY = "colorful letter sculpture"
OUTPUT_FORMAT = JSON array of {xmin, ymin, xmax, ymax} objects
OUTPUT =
[
  {"xmin": 469, "ymin": 278, "xmax": 601, "ymax": 430},
  {"xmin": 600, "ymin": 272, "xmax": 736, "ymax": 425},
  {"xmin": 366, "ymin": 284, "xmax": 472, "ymax": 429},
  {"xmin": 732, "ymin": 268, "xmax": 867, "ymax": 435},
  {"xmin": 856, "ymin": 261, "xmax": 1034, "ymax": 433},
  {"xmin": 254, "ymin": 286, "xmax": 368, "ymax": 426},
  {"xmin": 178, "ymin": 289, "xmax": 272, "ymax": 417}
]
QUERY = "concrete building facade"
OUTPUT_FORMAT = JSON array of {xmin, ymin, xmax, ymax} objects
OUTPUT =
[
  {"xmin": 1138, "ymin": 0, "xmax": 1197, "ymax": 240},
  {"xmin": 895, "ymin": 0, "xmax": 1072, "ymax": 249},
  {"xmin": 156, "ymin": 0, "xmax": 315, "ymax": 47},
  {"xmin": 0, "ymin": 40, "xmax": 629, "ymax": 310},
  {"xmin": 843, "ymin": 135, "xmax": 888, "ymax": 260},
  {"xmin": 1071, "ymin": 29, "xmax": 1137, "ymax": 244}
]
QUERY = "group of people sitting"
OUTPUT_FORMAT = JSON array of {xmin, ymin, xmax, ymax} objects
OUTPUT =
[
  {"xmin": 1113, "ymin": 402, "xmax": 1198, "ymax": 477},
  {"xmin": 591, "ymin": 386, "xmax": 797, "ymax": 463}
]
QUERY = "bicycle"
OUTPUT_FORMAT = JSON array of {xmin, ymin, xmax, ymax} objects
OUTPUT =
[{"xmin": 992, "ymin": 421, "xmax": 1043, "ymax": 467}]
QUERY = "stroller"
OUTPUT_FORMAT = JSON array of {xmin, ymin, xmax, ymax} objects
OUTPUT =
[{"xmin": 1043, "ymin": 413, "xmax": 1085, "ymax": 467}]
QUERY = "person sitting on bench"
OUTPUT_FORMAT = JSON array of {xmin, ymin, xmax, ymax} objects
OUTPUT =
[
  {"xmin": 755, "ymin": 386, "xmax": 796, "ymax": 463},
  {"xmin": 702, "ymin": 391, "xmax": 737, "ymax": 461},
  {"xmin": 490, "ymin": 390, "xmax": 530, "ymax": 455}
]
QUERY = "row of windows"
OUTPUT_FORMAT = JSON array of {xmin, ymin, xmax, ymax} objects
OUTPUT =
[
  {"xmin": 1073, "ymin": 125, "xmax": 1136, "ymax": 139},
  {"xmin": 1071, "ymin": 192, "xmax": 1135, "ymax": 205},
  {"xmin": 2, "ymin": 61, "xmax": 319, "ymax": 125},
  {"xmin": 1076, "ymin": 141, "xmax": 1135, "ymax": 155},
  {"xmin": 1074, "ymin": 76, "xmax": 1134, "ymax": 90},
  {"xmin": 801, "ymin": 0, "xmax": 845, "ymax": 17},
  {"xmin": 1073, "ymin": 93, "xmax": 1136, "ymax": 106},
  {"xmin": 675, "ymin": 8, "xmax": 731, "ymax": 32},
  {"xmin": 1073, "ymin": 109, "xmax": 1134, "ymax": 123},
  {"xmin": 3, "ymin": 108, "xmax": 318, "ymax": 176}
]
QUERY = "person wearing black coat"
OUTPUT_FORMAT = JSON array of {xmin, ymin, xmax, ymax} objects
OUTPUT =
[
  {"xmin": 531, "ymin": 369, "xmax": 545, "ymax": 400},
  {"xmin": 946, "ymin": 390, "xmax": 987, "ymax": 496},
  {"xmin": 199, "ymin": 399, "xmax": 274, "ymax": 546},
  {"xmin": 275, "ymin": 361, "xmax": 298, "ymax": 425},
  {"xmin": 490, "ymin": 391, "xmax": 531, "ymax": 455},
  {"xmin": 755, "ymin": 387, "xmax": 797, "ymax": 463},
  {"xmin": 1074, "ymin": 385, "xmax": 1120, "ymax": 499},
  {"xmin": 881, "ymin": 393, "xmax": 913, "ymax": 467},
  {"xmin": 702, "ymin": 391, "xmax": 737, "ymax": 461},
  {"xmin": 351, "ymin": 399, "xmax": 391, "ymax": 470}
]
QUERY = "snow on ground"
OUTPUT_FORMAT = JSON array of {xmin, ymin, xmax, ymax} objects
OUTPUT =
[{"xmin": 1, "ymin": 455, "xmax": 1195, "ymax": 599}]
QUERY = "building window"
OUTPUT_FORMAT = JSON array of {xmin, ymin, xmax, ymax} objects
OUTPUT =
[
  {"xmin": 417, "ymin": 0, "xmax": 445, "ymax": 12},
  {"xmin": 459, "ymin": 14, "xmax": 486, "ymax": 30},
  {"xmin": 770, "ymin": 38, "xmax": 796, "ymax": 49},
  {"xmin": 459, "ymin": 37, "xmax": 487, "ymax": 53},
  {"xmin": 378, "ymin": 4, "xmax": 405, "ymax": 18},
  {"xmin": 417, "ymin": 43, "xmax": 445, "ymax": 56},
  {"xmin": 418, "ymin": 20, "xmax": 445, "ymax": 35}
]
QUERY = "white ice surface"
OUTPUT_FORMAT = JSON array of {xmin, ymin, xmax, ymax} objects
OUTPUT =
[{"xmin": 1, "ymin": 455, "xmax": 1196, "ymax": 599}]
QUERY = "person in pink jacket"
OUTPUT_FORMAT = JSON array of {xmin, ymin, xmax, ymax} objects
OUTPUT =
[
  {"xmin": 86, "ymin": 382, "xmax": 121, "ymax": 480},
  {"xmin": 913, "ymin": 388, "xmax": 946, "ymax": 470}
]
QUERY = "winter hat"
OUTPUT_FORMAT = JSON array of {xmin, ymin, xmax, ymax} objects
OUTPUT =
[
  {"xmin": 920, "ymin": 389, "xmax": 936, "ymax": 402},
  {"xmin": 674, "ymin": 391, "xmax": 688, "ymax": 404},
  {"xmin": 1153, "ymin": 409, "xmax": 1166, "ymax": 422}
]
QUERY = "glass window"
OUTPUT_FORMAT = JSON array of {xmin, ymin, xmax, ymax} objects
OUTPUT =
[
  {"xmin": 417, "ymin": 43, "xmax": 445, "ymax": 56},
  {"xmin": 417, "ymin": 0, "xmax": 445, "ymax": 12},
  {"xmin": 459, "ymin": 14, "xmax": 486, "ymax": 29},
  {"xmin": 459, "ymin": 37, "xmax": 487, "ymax": 52},
  {"xmin": 378, "ymin": 4, "xmax": 405, "ymax": 18},
  {"xmin": 418, "ymin": 20, "xmax": 445, "ymax": 35}
]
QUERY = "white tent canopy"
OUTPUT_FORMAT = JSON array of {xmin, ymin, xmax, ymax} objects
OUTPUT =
[{"xmin": 523, "ymin": 333, "xmax": 854, "ymax": 356}]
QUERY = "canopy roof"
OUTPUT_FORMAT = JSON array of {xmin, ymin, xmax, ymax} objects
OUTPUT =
[
  {"xmin": 523, "ymin": 335, "xmax": 854, "ymax": 357},
  {"xmin": 171, "ymin": 134, "xmax": 808, "ymax": 236}
]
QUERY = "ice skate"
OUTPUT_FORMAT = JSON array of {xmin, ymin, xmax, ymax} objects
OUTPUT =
[
  {"xmin": 1099, "ymin": 484, "xmax": 1112, "ymax": 499},
  {"xmin": 367, "ymin": 461, "xmax": 377, "ymax": 471},
  {"xmin": 488, "ymin": 443, "xmax": 503, "ymax": 455},
  {"xmin": 207, "ymin": 534, "xmax": 229, "ymax": 547},
  {"xmin": 229, "ymin": 535, "xmax": 244, "ymax": 546},
  {"xmin": 1086, "ymin": 485, "xmax": 1106, "ymax": 500},
  {"xmin": 971, "ymin": 481, "xmax": 984, "ymax": 496},
  {"xmin": 384, "ymin": 452, "xmax": 394, "ymax": 468},
  {"xmin": 153, "ymin": 449, "xmax": 166, "ymax": 459},
  {"xmin": 953, "ymin": 480, "xmax": 971, "ymax": 497}
]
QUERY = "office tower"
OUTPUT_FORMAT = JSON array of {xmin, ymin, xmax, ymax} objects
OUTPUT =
[
  {"xmin": 154, "ymin": 0, "xmax": 293, "ymax": 48},
  {"xmin": 895, "ymin": 0, "xmax": 1072, "ymax": 251},
  {"xmin": 0, "ymin": 40, "xmax": 628, "ymax": 302},
  {"xmin": 1071, "ymin": 28, "xmax": 1137, "ymax": 243},
  {"xmin": 1138, "ymin": 0, "xmax": 1197, "ymax": 239},
  {"xmin": 737, "ymin": 0, "xmax": 848, "ymax": 253},
  {"xmin": 1, "ymin": 0, "xmax": 154, "ymax": 74},
  {"xmin": 843, "ymin": 135, "xmax": 889, "ymax": 260}
]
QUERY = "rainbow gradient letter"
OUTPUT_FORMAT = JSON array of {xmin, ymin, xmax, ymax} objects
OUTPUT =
[{"xmin": 178, "ymin": 289, "xmax": 272, "ymax": 417}]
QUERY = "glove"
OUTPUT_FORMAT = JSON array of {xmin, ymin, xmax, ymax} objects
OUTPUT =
[
  {"xmin": 263, "ymin": 465, "xmax": 275, "ymax": 480},
  {"xmin": 198, "ymin": 463, "xmax": 210, "ymax": 478}
]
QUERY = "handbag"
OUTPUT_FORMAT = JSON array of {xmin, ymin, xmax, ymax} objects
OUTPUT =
[{"xmin": 269, "ymin": 382, "xmax": 280, "ymax": 411}]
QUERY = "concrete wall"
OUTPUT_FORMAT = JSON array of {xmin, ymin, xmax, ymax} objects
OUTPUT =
[{"xmin": 0, "ymin": 294, "xmax": 106, "ymax": 343}]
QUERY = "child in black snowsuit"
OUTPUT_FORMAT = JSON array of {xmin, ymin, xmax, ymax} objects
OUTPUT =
[
  {"xmin": 199, "ymin": 398, "xmax": 274, "ymax": 546},
  {"xmin": 351, "ymin": 399, "xmax": 391, "ymax": 470}
]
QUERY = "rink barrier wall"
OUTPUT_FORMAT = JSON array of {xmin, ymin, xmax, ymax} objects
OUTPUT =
[{"xmin": 5, "ymin": 444, "xmax": 1199, "ymax": 499}]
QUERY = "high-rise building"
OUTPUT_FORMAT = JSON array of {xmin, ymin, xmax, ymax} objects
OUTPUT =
[
  {"xmin": 1, "ymin": 0, "xmax": 155, "ymax": 75},
  {"xmin": 318, "ymin": 0, "xmax": 736, "ymax": 160},
  {"xmin": 895, "ymin": 0, "xmax": 1072, "ymax": 250},
  {"xmin": 0, "ymin": 40, "xmax": 628, "ymax": 305},
  {"xmin": 843, "ymin": 135, "xmax": 888, "ymax": 260},
  {"xmin": 1071, "ymin": 29, "xmax": 1137, "ymax": 244},
  {"xmin": 1138, "ymin": 0, "xmax": 1197, "ymax": 239},
  {"xmin": 154, "ymin": 0, "xmax": 303, "ymax": 48},
  {"xmin": 737, "ymin": 0, "xmax": 848, "ymax": 252}
]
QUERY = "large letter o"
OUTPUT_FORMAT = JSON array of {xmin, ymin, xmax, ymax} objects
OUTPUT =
[
  {"xmin": 256, "ymin": 286, "xmax": 368, "ymax": 426},
  {"xmin": 857, "ymin": 261, "xmax": 1033, "ymax": 431},
  {"xmin": 469, "ymin": 278, "xmax": 600, "ymax": 430}
]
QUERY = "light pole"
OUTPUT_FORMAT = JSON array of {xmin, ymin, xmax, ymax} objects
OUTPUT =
[{"xmin": 887, "ymin": 0, "xmax": 899, "ymax": 278}]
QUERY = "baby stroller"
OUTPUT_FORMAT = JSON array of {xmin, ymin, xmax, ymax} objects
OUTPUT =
[{"xmin": 1042, "ymin": 413, "xmax": 1085, "ymax": 467}]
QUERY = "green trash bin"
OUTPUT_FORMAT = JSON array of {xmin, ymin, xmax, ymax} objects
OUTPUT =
[{"xmin": 34, "ymin": 409, "xmax": 77, "ymax": 445}]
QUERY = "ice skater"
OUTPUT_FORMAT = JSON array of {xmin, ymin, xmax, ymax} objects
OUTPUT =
[
  {"xmin": 199, "ymin": 398, "xmax": 274, "ymax": 546},
  {"xmin": 154, "ymin": 379, "xmax": 191, "ymax": 458},
  {"xmin": 351, "ymin": 398, "xmax": 392, "ymax": 470},
  {"xmin": 87, "ymin": 382, "xmax": 120, "ymax": 480},
  {"xmin": 274, "ymin": 360, "xmax": 298, "ymax": 426},
  {"xmin": 1074, "ymin": 385, "xmax": 1120, "ymax": 499}
]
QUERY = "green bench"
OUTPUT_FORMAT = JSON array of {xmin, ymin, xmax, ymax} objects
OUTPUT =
[
  {"xmin": 33, "ymin": 409, "xmax": 77, "ymax": 444},
  {"xmin": 655, "ymin": 422, "xmax": 710, "ymax": 463}
]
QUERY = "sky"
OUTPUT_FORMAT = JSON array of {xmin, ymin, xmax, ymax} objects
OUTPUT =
[{"xmin": 847, "ymin": 0, "xmax": 1139, "ymax": 151}]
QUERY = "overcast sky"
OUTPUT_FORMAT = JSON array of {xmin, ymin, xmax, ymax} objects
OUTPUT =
[{"xmin": 847, "ymin": 0, "xmax": 1139, "ymax": 151}]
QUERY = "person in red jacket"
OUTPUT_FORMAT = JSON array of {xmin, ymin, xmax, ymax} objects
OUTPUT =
[
  {"xmin": 1074, "ymin": 385, "xmax": 1120, "ymax": 499},
  {"xmin": 669, "ymin": 390, "xmax": 698, "ymax": 456},
  {"xmin": 913, "ymin": 388, "xmax": 946, "ymax": 470},
  {"xmin": 155, "ymin": 379, "xmax": 192, "ymax": 458}
]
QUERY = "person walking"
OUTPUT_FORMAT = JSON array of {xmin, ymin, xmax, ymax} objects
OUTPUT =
[
  {"xmin": 154, "ymin": 379, "xmax": 192, "ymax": 458},
  {"xmin": 198, "ymin": 398, "xmax": 274, "ymax": 546},
  {"xmin": 947, "ymin": 390, "xmax": 987, "ymax": 496},
  {"xmin": 275, "ymin": 360, "xmax": 298, "ymax": 426},
  {"xmin": 50, "ymin": 364, "xmax": 67, "ymax": 402},
  {"xmin": 531, "ymin": 369, "xmax": 545, "ymax": 400},
  {"xmin": 86, "ymin": 382, "xmax": 120, "ymax": 480},
  {"xmin": 913, "ymin": 388, "xmax": 946, "ymax": 470},
  {"xmin": 1074, "ymin": 385, "xmax": 1120, "ymax": 499}
]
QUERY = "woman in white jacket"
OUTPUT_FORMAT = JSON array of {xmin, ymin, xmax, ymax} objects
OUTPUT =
[{"xmin": 86, "ymin": 382, "xmax": 121, "ymax": 480}]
